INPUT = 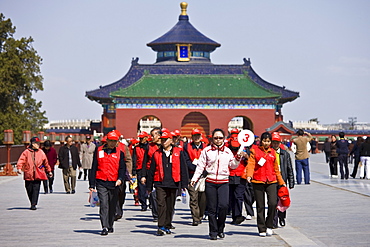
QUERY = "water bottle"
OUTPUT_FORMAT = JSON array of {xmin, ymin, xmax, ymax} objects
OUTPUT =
[{"xmin": 181, "ymin": 189, "xmax": 186, "ymax": 204}]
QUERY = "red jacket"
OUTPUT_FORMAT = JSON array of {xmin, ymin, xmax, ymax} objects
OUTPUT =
[
  {"xmin": 153, "ymin": 147, "xmax": 181, "ymax": 182},
  {"xmin": 96, "ymin": 145, "xmax": 121, "ymax": 181},
  {"xmin": 244, "ymin": 146, "xmax": 284, "ymax": 185},
  {"xmin": 17, "ymin": 148, "xmax": 51, "ymax": 181}
]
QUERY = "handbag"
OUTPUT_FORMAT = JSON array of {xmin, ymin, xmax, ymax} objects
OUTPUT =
[{"xmin": 194, "ymin": 177, "xmax": 206, "ymax": 192}]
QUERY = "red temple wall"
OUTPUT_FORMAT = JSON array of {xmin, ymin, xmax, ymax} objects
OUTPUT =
[{"xmin": 115, "ymin": 108, "xmax": 275, "ymax": 139}]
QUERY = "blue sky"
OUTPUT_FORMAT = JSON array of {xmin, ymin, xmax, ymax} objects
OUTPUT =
[{"xmin": 2, "ymin": 0, "xmax": 370, "ymax": 124}]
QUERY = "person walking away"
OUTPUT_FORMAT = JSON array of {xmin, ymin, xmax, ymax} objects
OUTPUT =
[
  {"xmin": 323, "ymin": 138, "xmax": 331, "ymax": 163},
  {"xmin": 190, "ymin": 128, "xmax": 242, "ymax": 240},
  {"xmin": 58, "ymin": 136, "xmax": 81, "ymax": 194},
  {"xmin": 89, "ymin": 131, "xmax": 126, "ymax": 235},
  {"xmin": 329, "ymin": 135, "xmax": 339, "ymax": 178},
  {"xmin": 336, "ymin": 132, "xmax": 349, "ymax": 179},
  {"xmin": 146, "ymin": 131, "xmax": 189, "ymax": 236},
  {"xmin": 132, "ymin": 131, "xmax": 150, "ymax": 211},
  {"xmin": 310, "ymin": 138, "xmax": 317, "ymax": 154},
  {"xmin": 183, "ymin": 128, "xmax": 206, "ymax": 226},
  {"xmin": 79, "ymin": 135, "xmax": 96, "ymax": 180},
  {"xmin": 292, "ymin": 129, "xmax": 312, "ymax": 184},
  {"xmin": 17, "ymin": 137, "xmax": 52, "ymax": 210},
  {"xmin": 350, "ymin": 137, "xmax": 364, "ymax": 178},
  {"xmin": 271, "ymin": 132, "xmax": 294, "ymax": 228},
  {"xmin": 242, "ymin": 132, "xmax": 286, "ymax": 237},
  {"xmin": 42, "ymin": 140, "xmax": 58, "ymax": 193},
  {"xmin": 359, "ymin": 137, "xmax": 370, "ymax": 179}
]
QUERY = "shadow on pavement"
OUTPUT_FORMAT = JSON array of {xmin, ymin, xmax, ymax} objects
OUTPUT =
[
  {"xmin": 74, "ymin": 229, "xmax": 101, "ymax": 235},
  {"xmin": 7, "ymin": 207, "xmax": 31, "ymax": 210}
]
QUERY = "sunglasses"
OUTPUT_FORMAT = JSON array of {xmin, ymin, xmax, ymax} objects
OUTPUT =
[{"xmin": 213, "ymin": 137, "xmax": 224, "ymax": 140}]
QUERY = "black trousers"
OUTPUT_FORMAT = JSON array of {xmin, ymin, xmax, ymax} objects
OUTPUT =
[
  {"xmin": 244, "ymin": 182, "xmax": 255, "ymax": 216},
  {"xmin": 115, "ymin": 182, "xmax": 127, "ymax": 217},
  {"xmin": 329, "ymin": 157, "xmax": 338, "ymax": 176},
  {"xmin": 338, "ymin": 154, "xmax": 349, "ymax": 179},
  {"xmin": 252, "ymin": 183, "xmax": 277, "ymax": 233},
  {"xmin": 351, "ymin": 155, "xmax": 361, "ymax": 177},
  {"xmin": 149, "ymin": 189, "xmax": 158, "ymax": 219},
  {"xmin": 205, "ymin": 182, "xmax": 229, "ymax": 237},
  {"xmin": 229, "ymin": 183, "xmax": 246, "ymax": 220},
  {"xmin": 25, "ymin": 180, "xmax": 41, "ymax": 206},
  {"xmin": 97, "ymin": 184, "xmax": 119, "ymax": 229},
  {"xmin": 156, "ymin": 186, "xmax": 177, "ymax": 228},
  {"xmin": 42, "ymin": 171, "xmax": 54, "ymax": 193},
  {"xmin": 138, "ymin": 175, "xmax": 148, "ymax": 210}
]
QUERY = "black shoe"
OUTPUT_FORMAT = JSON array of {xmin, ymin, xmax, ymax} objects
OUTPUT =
[
  {"xmin": 30, "ymin": 205, "xmax": 37, "ymax": 210},
  {"xmin": 108, "ymin": 228, "xmax": 114, "ymax": 233},
  {"xmin": 234, "ymin": 216, "xmax": 245, "ymax": 225},
  {"xmin": 72, "ymin": 190, "xmax": 75, "ymax": 194},
  {"xmin": 273, "ymin": 224, "xmax": 278, "ymax": 229},
  {"xmin": 169, "ymin": 225, "xmax": 175, "ymax": 229},
  {"xmin": 66, "ymin": 191, "xmax": 71, "ymax": 194},
  {"xmin": 218, "ymin": 232, "xmax": 225, "ymax": 238},
  {"xmin": 50, "ymin": 189, "xmax": 53, "ymax": 193},
  {"xmin": 115, "ymin": 215, "xmax": 122, "ymax": 221},
  {"xmin": 101, "ymin": 228, "xmax": 108, "ymax": 236},
  {"xmin": 210, "ymin": 236, "xmax": 217, "ymax": 240},
  {"xmin": 279, "ymin": 218, "xmax": 286, "ymax": 227},
  {"xmin": 157, "ymin": 227, "xmax": 166, "ymax": 236},
  {"xmin": 141, "ymin": 207, "xmax": 147, "ymax": 211},
  {"xmin": 192, "ymin": 221, "xmax": 199, "ymax": 226}
]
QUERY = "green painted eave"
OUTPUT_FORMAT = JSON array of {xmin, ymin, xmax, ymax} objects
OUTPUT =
[{"xmin": 110, "ymin": 74, "xmax": 281, "ymax": 99}]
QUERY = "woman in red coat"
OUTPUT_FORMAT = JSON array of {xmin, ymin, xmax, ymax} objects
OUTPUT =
[{"xmin": 17, "ymin": 137, "xmax": 52, "ymax": 210}]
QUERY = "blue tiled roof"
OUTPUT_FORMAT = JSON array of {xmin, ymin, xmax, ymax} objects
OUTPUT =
[
  {"xmin": 147, "ymin": 15, "xmax": 220, "ymax": 52},
  {"xmin": 85, "ymin": 60, "xmax": 299, "ymax": 105}
]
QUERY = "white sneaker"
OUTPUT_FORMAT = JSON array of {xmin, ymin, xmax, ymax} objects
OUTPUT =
[
  {"xmin": 266, "ymin": 228, "xmax": 273, "ymax": 236},
  {"xmin": 259, "ymin": 232, "xmax": 266, "ymax": 237},
  {"xmin": 246, "ymin": 215, "xmax": 252, "ymax": 220}
]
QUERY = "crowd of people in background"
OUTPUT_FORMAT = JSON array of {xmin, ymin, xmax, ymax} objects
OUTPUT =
[{"xmin": 16, "ymin": 127, "xmax": 368, "ymax": 240}]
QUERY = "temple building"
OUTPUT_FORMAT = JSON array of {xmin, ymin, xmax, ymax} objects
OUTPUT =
[{"xmin": 86, "ymin": 2, "xmax": 299, "ymax": 138}]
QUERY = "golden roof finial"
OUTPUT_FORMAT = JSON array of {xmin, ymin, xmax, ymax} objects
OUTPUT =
[{"xmin": 180, "ymin": 2, "xmax": 188, "ymax": 16}]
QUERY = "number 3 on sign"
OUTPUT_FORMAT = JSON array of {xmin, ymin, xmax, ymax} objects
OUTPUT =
[{"xmin": 238, "ymin": 130, "xmax": 255, "ymax": 147}]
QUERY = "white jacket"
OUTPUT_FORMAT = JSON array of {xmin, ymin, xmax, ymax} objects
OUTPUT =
[{"xmin": 191, "ymin": 144, "xmax": 240, "ymax": 184}]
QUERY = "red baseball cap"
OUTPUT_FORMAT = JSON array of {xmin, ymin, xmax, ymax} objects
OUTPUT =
[
  {"xmin": 272, "ymin": 132, "xmax": 281, "ymax": 142},
  {"xmin": 173, "ymin": 129, "xmax": 181, "ymax": 136},
  {"xmin": 113, "ymin": 129, "xmax": 121, "ymax": 137},
  {"xmin": 138, "ymin": 131, "xmax": 148, "ymax": 138},
  {"xmin": 230, "ymin": 128, "xmax": 240, "ymax": 134},
  {"xmin": 107, "ymin": 131, "xmax": 119, "ymax": 141},
  {"xmin": 160, "ymin": 132, "xmax": 173, "ymax": 139},
  {"xmin": 161, "ymin": 128, "xmax": 170, "ymax": 134},
  {"xmin": 191, "ymin": 129, "xmax": 202, "ymax": 135}
]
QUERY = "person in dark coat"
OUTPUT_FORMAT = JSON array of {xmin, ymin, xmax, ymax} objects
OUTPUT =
[
  {"xmin": 336, "ymin": 132, "xmax": 349, "ymax": 179},
  {"xmin": 323, "ymin": 138, "xmax": 331, "ymax": 163},
  {"xmin": 42, "ymin": 140, "xmax": 58, "ymax": 193},
  {"xmin": 58, "ymin": 136, "xmax": 81, "ymax": 194},
  {"xmin": 350, "ymin": 136, "xmax": 364, "ymax": 178},
  {"xmin": 329, "ymin": 135, "xmax": 338, "ymax": 178},
  {"xmin": 271, "ymin": 132, "xmax": 294, "ymax": 228}
]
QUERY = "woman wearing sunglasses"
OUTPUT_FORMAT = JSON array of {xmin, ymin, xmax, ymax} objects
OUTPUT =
[{"xmin": 190, "ymin": 128, "xmax": 245, "ymax": 240}]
